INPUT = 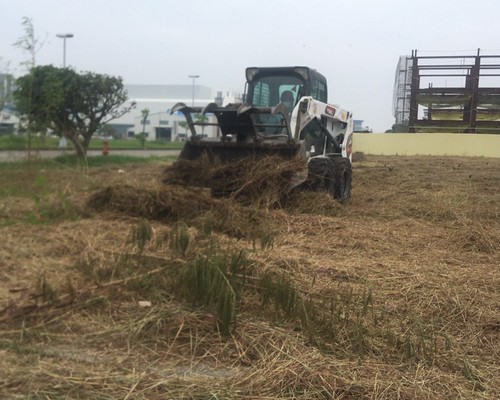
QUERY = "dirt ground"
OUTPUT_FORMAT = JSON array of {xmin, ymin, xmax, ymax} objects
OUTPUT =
[{"xmin": 0, "ymin": 154, "xmax": 499, "ymax": 399}]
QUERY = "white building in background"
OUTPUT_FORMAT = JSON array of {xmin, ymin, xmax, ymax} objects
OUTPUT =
[
  {"xmin": 111, "ymin": 84, "xmax": 241, "ymax": 141},
  {"xmin": 0, "ymin": 72, "xmax": 18, "ymax": 133}
]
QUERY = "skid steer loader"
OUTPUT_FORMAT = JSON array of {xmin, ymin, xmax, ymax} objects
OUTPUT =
[{"xmin": 171, "ymin": 66, "xmax": 353, "ymax": 201}]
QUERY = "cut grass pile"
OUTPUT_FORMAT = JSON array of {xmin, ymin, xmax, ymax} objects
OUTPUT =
[{"xmin": 163, "ymin": 154, "xmax": 308, "ymax": 207}]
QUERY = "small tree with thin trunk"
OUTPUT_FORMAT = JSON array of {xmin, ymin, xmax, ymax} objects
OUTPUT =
[
  {"xmin": 12, "ymin": 17, "xmax": 43, "ymax": 165},
  {"xmin": 136, "ymin": 108, "xmax": 149, "ymax": 148},
  {"xmin": 195, "ymin": 113, "xmax": 208, "ymax": 136}
]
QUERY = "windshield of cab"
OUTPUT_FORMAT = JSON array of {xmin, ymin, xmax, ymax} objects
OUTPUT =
[{"xmin": 250, "ymin": 75, "xmax": 304, "ymax": 109}]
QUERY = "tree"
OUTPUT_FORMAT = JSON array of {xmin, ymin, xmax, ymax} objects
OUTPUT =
[
  {"xmin": 178, "ymin": 121, "xmax": 190, "ymax": 138},
  {"xmin": 195, "ymin": 113, "xmax": 208, "ymax": 136},
  {"xmin": 13, "ymin": 17, "xmax": 42, "ymax": 71},
  {"xmin": 98, "ymin": 124, "xmax": 118, "ymax": 139},
  {"xmin": 136, "ymin": 108, "xmax": 149, "ymax": 148},
  {"xmin": 14, "ymin": 65, "xmax": 135, "ymax": 158},
  {"xmin": 12, "ymin": 17, "xmax": 44, "ymax": 164}
]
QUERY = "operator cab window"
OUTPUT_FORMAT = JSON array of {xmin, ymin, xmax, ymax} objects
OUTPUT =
[
  {"xmin": 251, "ymin": 75, "xmax": 303, "ymax": 108},
  {"xmin": 250, "ymin": 75, "xmax": 304, "ymax": 135},
  {"xmin": 252, "ymin": 82, "xmax": 271, "ymax": 107},
  {"xmin": 278, "ymin": 85, "xmax": 299, "ymax": 112},
  {"xmin": 311, "ymin": 80, "xmax": 327, "ymax": 103}
]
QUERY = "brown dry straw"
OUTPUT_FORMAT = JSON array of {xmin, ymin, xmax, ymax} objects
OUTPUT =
[
  {"xmin": 85, "ymin": 183, "xmax": 276, "ymax": 238},
  {"xmin": 87, "ymin": 183, "xmax": 213, "ymax": 221},
  {"xmin": 2, "ymin": 154, "xmax": 499, "ymax": 400},
  {"xmin": 163, "ymin": 154, "xmax": 308, "ymax": 208}
]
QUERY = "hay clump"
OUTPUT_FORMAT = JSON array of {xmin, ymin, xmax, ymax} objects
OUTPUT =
[
  {"xmin": 86, "ymin": 183, "xmax": 213, "ymax": 221},
  {"xmin": 211, "ymin": 155, "xmax": 307, "ymax": 208},
  {"xmin": 163, "ymin": 154, "xmax": 308, "ymax": 208},
  {"xmin": 162, "ymin": 152, "xmax": 218, "ymax": 187},
  {"xmin": 451, "ymin": 220, "xmax": 499, "ymax": 254},
  {"xmin": 284, "ymin": 191, "xmax": 342, "ymax": 216},
  {"xmin": 86, "ymin": 183, "xmax": 275, "ymax": 239}
]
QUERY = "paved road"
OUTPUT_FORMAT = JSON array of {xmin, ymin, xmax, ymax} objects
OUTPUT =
[{"xmin": 0, "ymin": 149, "xmax": 181, "ymax": 162}]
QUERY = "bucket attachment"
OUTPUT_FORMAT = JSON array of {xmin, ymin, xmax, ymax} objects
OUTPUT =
[{"xmin": 171, "ymin": 102, "xmax": 302, "ymax": 163}]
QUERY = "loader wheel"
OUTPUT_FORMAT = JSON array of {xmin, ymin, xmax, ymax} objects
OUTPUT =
[
  {"xmin": 331, "ymin": 157, "xmax": 352, "ymax": 202},
  {"xmin": 307, "ymin": 157, "xmax": 332, "ymax": 191}
]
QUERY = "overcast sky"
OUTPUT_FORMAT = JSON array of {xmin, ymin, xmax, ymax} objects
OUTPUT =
[{"xmin": 2, "ymin": 0, "xmax": 500, "ymax": 132}]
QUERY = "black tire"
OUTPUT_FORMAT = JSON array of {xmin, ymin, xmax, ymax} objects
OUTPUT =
[
  {"xmin": 306, "ymin": 157, "xmax": 332, "ymax": 191},
  {"xmin": 331, "ymin": 156, "xmax": 352, "ymax": 202}
]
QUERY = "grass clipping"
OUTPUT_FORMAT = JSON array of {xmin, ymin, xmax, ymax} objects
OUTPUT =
[
  {"xmin": 86, "ymin": 155, "xmax": 335, "ymax": 236},
  {"xmin": 86, "ymin": 182, "xmax": 275, "ymax": 238},
  {"xmin": 162, "ymin": 154, "xmax": 308, "ymax": 207}
]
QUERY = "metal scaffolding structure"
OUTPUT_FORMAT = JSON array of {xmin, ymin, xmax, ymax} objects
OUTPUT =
[
  {"xmin": 392, "ymin": 56, "xmax": 412, "ymax": 131},
  {"xmin": 392, "ymin": 49, "xmax": 500, "ymax": 133}
]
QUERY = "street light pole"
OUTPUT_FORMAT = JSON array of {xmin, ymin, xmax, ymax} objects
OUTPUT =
[
  {"xmin": 188, "ymin": 74, "xmax": 199, "ymax": 107},
  {"xmin": 56, "ymin": 33, "xmax": 74, "ymax": 67}
]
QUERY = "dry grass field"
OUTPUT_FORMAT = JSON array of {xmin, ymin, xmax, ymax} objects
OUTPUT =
[{"xmin": 0, "ymin": 154, "xmax": 499, "ymax": 399}]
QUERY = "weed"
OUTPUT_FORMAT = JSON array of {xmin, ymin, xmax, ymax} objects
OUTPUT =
[
  {"xmin": 130, "ymin": 219, "xmax": 153, "ymax": 255},
  {"xmin": 74, "ymin": 258, "xmax": 97, "ymax": 278},
  {"xmin": 35, "ymin": 274, "xmax": 58, "ymax": 304},
  {"xmin": 179, "ymin": 250, "xmax": 250, "ymax": 335},
  {"xmin": 14, "ymin": 174, "xmax": 80, "ymax": 224},
  {"xmin": 261, "ymin": 269, "xmax": 300, "ymax": 318},
  {"xmin": 260, "ymin": 232, "xmax": 275, "ymax": 250},
  {"xmin": 74, "ymin": 255, "xmax": 133, "ymax": 284},
  {"xmin": 168, "ymin": 222, "xmax": 190, "ymax": 257},
  {"xmin": 201, "ymin": 213, "xmax": 214, "ymax": 236},
  {"xmin": 462, "ymin": 358, "xmax": 486, "ymax": 391},
  {"xmin": 126, "ymin": 272, "xmax": 156, "ymax": 295}
]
